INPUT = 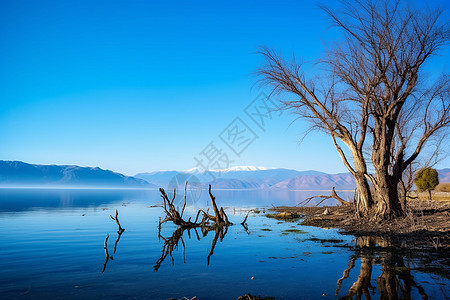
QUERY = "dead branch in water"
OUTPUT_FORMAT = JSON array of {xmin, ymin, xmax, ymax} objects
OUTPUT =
[
  {"xmin": 110, "ymin": 209, "xmax": 125, "ymax": 234},
  {"xmin": 158, "ymin": 183, "xmax": 232, "ymax": 228},
  {"xmin": 298, "ymin": 187, "xmax": 351, "ymax": 207},
  {"xmin": 241, "ymin": 211, "xmax": 251, "ymax": 225}
]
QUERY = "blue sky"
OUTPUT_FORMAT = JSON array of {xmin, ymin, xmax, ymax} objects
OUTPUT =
[{"xmin": 1, "ymin": 0, "xmax": 449, "ymax": 176}]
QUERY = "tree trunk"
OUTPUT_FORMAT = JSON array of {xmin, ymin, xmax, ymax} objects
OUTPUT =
[
  {"xmin": 353, "ymin": 172, "xmax": 374, "ymax": 218},
  {"xmin": 428, "ymin": 190, "xmax": 432, "ymax": 200},
  {"xmin": 351, "ymin": 168, "xmax": 405, "ymax": 220},
  {"xmin": 373, "ymin": 173, "xmax": 404, "ymax": 220}
]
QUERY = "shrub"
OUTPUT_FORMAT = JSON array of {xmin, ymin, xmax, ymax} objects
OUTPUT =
[{"xmin": 414, "ymin": 168, "xmax": 439, "ymax": 200}]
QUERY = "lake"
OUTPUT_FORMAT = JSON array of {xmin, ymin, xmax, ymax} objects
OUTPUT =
[{"xmin": 0, "ymin": 188, "xmax": 448, "ymax": 299}]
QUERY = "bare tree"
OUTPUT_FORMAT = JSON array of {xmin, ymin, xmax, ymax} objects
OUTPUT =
[{"xmin": 258, "ymin": 0, "xmax": 450, "ymax": 220}]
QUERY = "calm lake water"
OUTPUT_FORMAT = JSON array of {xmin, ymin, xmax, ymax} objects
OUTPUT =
[{"xmin": 0, "ymin": 188, "xmax": 448, "ymax": 299}]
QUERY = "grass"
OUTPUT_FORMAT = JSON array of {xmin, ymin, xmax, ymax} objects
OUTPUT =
[
  {"xmin": 410, "ymin": 190, "xmax": 450, "ymax": 201},
  {"xmin": 435, "ymin": 183, "xmax": 450, "ymax": 193}
]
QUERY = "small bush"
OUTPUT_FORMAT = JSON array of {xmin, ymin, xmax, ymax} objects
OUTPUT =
[
  {"xmin": 414, "ymin": 167, "xmax": 439, "ymax": 200},
  {"xmin": 435, "ymin": 182, "xmax": 450, "ymax": 192}
]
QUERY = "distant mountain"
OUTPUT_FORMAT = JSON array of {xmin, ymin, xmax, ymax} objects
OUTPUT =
[
  {"xmin": 135, "ymin": 167, "xmax": 324, "ymax": 189},
  {"xmin": 134, "ymin": 170, "xmax": 181, "ymax": 188},
  {"xmin": 438, "ymin": 168, "xmax": 450, "ymax": 183},
  {"xmin": 0, "ymin": 161, "xmax": 154, "ymax": 188},
  {"xmin": 136, "ymin": 165, "xmax": 450, "ymax": 191},
  {"xmin": 270, "ymin": 173, "xmax": 356, "ymax": 190},
  {"xmin": 2, "ymin": 161, "xmax": 447, "ymax": 190}
]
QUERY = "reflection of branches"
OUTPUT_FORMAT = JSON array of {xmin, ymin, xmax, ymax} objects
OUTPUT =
[
  {"xmin": 335, "ymin": 256, "xmax": 356, "ymax": 296},
  {"xmin": 113, "ymin": 229, "xmax": 124, "ymax": 254},
  {"xmin": 154, "ymin": 224, "xmax": 229, "ymax": 271},
  {"xmin": 207, "ymin": 225, "xmax": 228, "ymax": 266},
  {"xmin": 336, "ymin": 236, "xmax": 428, "ymax": 299},
  {"xmin": 102, "ymin": 211, "xmax": 126, "ymax": 273},
  {"xmin": 102, "ymin": 234, "xmax": 113, "ymax": 274},
  {"xmin": 378, "ymin": 254, "xmax": 429, "ymax": 300},
  {"xmin": 154, "ymin": 227, "xmax": 185, "ymax": 271},
  {"xmin": 340, "ymin": 257, "xmax": 374, "ymax": 299}
]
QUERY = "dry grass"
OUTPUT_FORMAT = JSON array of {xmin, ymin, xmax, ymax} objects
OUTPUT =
[
  {"xmin": 410, "ymin": 191, "xmax": 450, "ymax": 201},
  {"xmin": 435, "ymin": 182, "xmax": 450, "ymax": 193}
]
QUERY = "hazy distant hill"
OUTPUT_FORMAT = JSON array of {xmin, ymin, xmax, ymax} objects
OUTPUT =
[
  {"xmin": 438, "ymin": 168, "xmax": 450, "ymax": 183},
  {"xmin": 134, "ymin": 171, "xmax": 181, "ymax": 188},
  {"xmin": 135, "ymin": 167, "xmax": 324, "ymax": 189},
  {"xmin": 136, "ymin": 166, "xmax": 450, "ymax": 190},
  {"xmin": 0, "ymin": 161, "xmax": 153, "ymax": 188},
  {"xmin": 269, "ymin": 173, "xmax": 356, "ymax": 190},
  {"xmin": 2, "ymin": 161, "xmax": 448, "ymax": 190}
]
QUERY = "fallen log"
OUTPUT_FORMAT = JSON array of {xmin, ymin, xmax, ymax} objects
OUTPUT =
[{"xmin": 298, "ymin": 187, "xmax": 351, "ymax": 207}]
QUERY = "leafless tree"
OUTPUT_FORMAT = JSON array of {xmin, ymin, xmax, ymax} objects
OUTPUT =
[{"xmin": 258, "ymin": 0, "xmax": 450, "ymax": 220}]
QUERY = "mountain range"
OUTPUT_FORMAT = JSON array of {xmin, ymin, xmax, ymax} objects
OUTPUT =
[
  {"xmin": 0, "ymin": 161, "xmax": 449, "ymax": 190},
  {"xmin": 0, "ymin": 161, "xmax": 152, "ymax": 188},
  {"xmin": 135, "ymin": 166, "xmax": 450, "ymax": 191}
]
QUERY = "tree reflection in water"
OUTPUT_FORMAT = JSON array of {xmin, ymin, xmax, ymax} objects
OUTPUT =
[
  {"xmin": 336, "ymin": 236, "xmax": 430, "ymax": 299},
  {"xmin": 154, "ymin": 225, "xmax": 229, "ymax": 271}
]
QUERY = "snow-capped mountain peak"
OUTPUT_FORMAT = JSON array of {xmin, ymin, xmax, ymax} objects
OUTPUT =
[{"xmin": 184, "ymin": 166, "xmax": 271, "ymax": 173}]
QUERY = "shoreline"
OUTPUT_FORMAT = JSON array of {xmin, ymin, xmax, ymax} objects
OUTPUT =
[{"xmin": 267, "ymin": 198, "xmax": 450, "ymax": 251}]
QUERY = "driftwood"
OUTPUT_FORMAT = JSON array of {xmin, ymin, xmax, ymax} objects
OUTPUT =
[
  {"xmin": 241, "ymin": 211, "xmax": 251, "ymax": 225},
  {"xmin": 158, "ymin": 183, "xmax": 232, "ymax": 228},
  {"xmin": 110, "ymin": 209, "xmax": 125, "ymax": 234},
  {"xmin": 155, "ymin": 183, "xmax": 250, "ymax": 270},
  {"xmin": 298, "ymin": 187, "xmax": 351, "ymax": 207}
]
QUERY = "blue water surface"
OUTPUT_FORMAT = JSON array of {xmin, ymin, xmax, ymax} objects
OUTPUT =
[{"xmin": 0, "ymin": 188, "xmax": 448, "ymax": 299}]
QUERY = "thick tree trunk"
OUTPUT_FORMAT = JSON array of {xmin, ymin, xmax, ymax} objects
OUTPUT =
[
  {"xmin": 351, "ymin": 170, "xmax": 404, "ymax": 220},
  {"xmin": 373, "ymin": 173, "xmax": 404, "ymax": 220},
  {"xmin": 353, "ymin": 172, "xmax": 374, "ymax": 218}
]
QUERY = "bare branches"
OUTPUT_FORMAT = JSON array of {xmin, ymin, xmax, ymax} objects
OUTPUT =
[
  {"xmin": 241, "ymin": 211, "xmax": 251, "ymax": 225},
  {"xmin": 258, "ymin": 0, "xmax": 450, "ymax": 220},
  {"xmin": 298, "ymin": 187, "xmax": 351, "ymax": 207},
  {"xmin": 158, "ymin": 183, "xmax": 232, "ymax": 228},
  {"xmin": 110, "ymin": 209, "xmax": 125, "ymax": 234}
]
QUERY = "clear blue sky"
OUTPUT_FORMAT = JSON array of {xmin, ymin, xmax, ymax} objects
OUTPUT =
[{"xmin": 1, "ymin": 0, "xmax": 449, "ymax": 176}]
